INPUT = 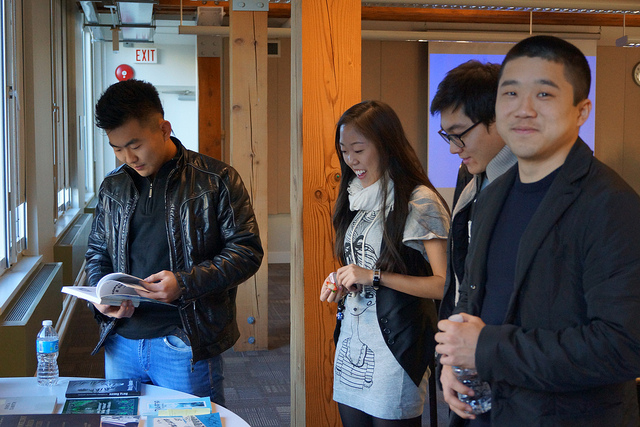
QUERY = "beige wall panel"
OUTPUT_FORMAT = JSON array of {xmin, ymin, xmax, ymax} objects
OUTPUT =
[
  {"xmin": 595, "ymin": 46, "xmax": 640, "ymax": 194},
  {"xmin": 380, "ymin": 41, "xmax": 429, "ymax": 171},
  {"xmin": 595, "ymin": 47, "xmax": 626, "ymax": 174},
  {"xmin": 277, "ymin": 39, "xmax": 292, "ymax": 214},
  {"xmin": 267, "ymin": 39, "xmax": 292, "ymax": 215},
  {"xmin": 361, "ymin": 41, "xmax": 429, "ymax": 171},
  {"xmin": 267, "ymin": 52, "xmax": 280, "ymax": 214},
  {"xmin": 362, "ymin": 40, "xmax": 382, "ymax": 100},
  {"xmin": 622, "ymin": 50, "xmax": 640, "ymax": 194}
]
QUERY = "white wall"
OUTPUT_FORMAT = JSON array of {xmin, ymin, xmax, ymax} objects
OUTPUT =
[{"xmin": 99, "ymin": 24, "xmax": 199, "ymax": 160}]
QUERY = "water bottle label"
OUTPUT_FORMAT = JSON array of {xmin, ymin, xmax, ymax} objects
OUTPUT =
[{"xmin": 37, "ymin": 340, "xmax": 59, "ymax": 353}]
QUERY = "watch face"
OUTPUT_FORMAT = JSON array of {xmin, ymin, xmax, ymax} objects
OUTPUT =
[{"xmin": 634, "ymin": 62, "xmax": 640, "ymax": 87}]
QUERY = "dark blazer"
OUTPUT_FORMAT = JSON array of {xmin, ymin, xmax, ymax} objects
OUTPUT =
[{"xmin": 454, "ymin": 139, "xmax": 640, "ymax": 426}]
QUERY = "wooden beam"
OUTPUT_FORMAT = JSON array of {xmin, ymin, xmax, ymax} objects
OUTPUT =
[
  {"xmin": 151, "ymin": 1, "xmax": 640, "ymax": 27},
  {"xmin": 290, "ymin": 0, "xmax": 361, "ymax": 424},
  {"xmin": 153, "ymin": 1, "xmax": 292, "ymax": 19},
  {"xmin": 197, "ymin": 56, "xmax": 222, "ymax": 159},
  {"xmin": 229, "ymin": 7, "xmax": 270, "ymax": 351}
]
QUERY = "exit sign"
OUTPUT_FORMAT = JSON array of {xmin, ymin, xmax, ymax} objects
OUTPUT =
[{"xmin": 135, "ymin": 48, "xmax": 157, "ymax": 63}]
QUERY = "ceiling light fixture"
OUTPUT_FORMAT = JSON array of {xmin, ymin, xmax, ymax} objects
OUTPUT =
[
  {"xmin": 117, "ymin": 1, "xmax": 154, "ymax": 25},
  {"xmin": 615, "ymin": 14, "xmax": 640, "ymax": 47},
  {"xmin": 79, "ymin": 1, "xmax": 99, "ymax": 24}
]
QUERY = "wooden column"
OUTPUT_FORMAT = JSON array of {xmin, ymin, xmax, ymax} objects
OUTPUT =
[
  {"xmin": 229, "ymin": 6, "xmax": 269, "ymax": 351},
  {"xmin": 196, "ymin": 7, "xmax": 224, "ymax": 159},
  {"xmin": 290, "ymin": 1, "xmax": 361, "ymax": 425},
  {"xmin": 197, "ymin": 56, "xmax": 222, "ymax": 159}
]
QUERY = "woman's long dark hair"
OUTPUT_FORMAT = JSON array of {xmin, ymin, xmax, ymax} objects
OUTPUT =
[{"xmin": 333, "ymin": 100, "xmax": 449, "ymax": 274}]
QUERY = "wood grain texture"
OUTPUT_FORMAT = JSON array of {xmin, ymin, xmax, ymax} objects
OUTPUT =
[
  {"xmin": 198, "ymin": 56, "xmax": 222, "ymax": 159},
  {"xmin": 229, "ymin": 8, "xmax": 269, "ymax": 351},
  {"xmin": 296, "ymin": 0, "xmax": 362, "ymax": 425},
  {"xmin": 290, "ymin": 3, "xmax": 305, "ymax": 426}
]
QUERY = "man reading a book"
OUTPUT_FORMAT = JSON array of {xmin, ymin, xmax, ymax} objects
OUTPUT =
[{"xmin": 85, "ymin": 79, "xmax": 263, "ymax": 405}]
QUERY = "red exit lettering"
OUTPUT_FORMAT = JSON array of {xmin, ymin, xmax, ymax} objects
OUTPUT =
[{"xmin": 134, "ymin": 48, "xmax": 157, "ymax": 64}]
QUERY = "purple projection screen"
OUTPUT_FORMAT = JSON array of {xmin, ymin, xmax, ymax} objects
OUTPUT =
[{"xmin": 427, "ymin": 53, "xmax": 596, "ymax": 189}]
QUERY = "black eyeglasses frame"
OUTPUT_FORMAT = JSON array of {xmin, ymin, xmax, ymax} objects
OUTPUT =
[{"xmin": 438, "ymin": 121, "xmax": 482, "ymax": 148}]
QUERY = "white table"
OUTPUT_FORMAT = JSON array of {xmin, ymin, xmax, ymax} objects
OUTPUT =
[{"xmin": 0, "ymin": 377, "xmax": 250, "ymax": 427}]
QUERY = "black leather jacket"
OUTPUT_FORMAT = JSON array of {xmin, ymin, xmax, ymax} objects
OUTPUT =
[{"xmin": 85, "ymin": 138, "xmax": 263, "ymax": 363}]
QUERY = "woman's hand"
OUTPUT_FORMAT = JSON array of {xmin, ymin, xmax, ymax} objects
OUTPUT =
[
  {"xmin": 320, "ymin": 272, "xmax": 348, "ymax": 302},
  {"xmin": 336, "ymin": 264, "xmax": 374, "ymax": 293}
]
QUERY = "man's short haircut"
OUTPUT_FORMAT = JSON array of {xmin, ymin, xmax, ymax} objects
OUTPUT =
[
  {"xmin": 500, "ymin": 35, "xmax": 590, "ymax": 105},
  {"xmin": 430, "ymin": 60, "xmax": 501, "ymax": 127},
  {"xmin": 95, "ymin": 79, "xmax": 164, "ymax": 131}
]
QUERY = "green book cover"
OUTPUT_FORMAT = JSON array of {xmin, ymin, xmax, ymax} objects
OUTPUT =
[{"xmin": 62, "ymin": 397, "xmax": 138, "ymax": 415}]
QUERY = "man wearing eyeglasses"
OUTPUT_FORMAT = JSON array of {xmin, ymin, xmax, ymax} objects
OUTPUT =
[{"xmin": 430, "ymin": 60, "xmax": 517, "ymax": 322}]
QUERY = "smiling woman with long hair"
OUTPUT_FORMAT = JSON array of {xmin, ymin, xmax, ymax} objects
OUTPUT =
[{"xmin": 320, "ymin": 100, "xmax": 450, "ymax": 426}]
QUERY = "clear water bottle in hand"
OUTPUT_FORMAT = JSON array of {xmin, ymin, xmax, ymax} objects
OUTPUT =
[
  {"xmin": 449, "ymin": 314, "xmax": 491, "ymax": 414},
  {"xmin": 36, "ymin": 319, "xmax": 59, "ymax": 386}
]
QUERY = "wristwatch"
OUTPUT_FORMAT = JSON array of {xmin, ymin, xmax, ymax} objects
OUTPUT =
[{"xmin": 372, "ymin": 269, "xmax": 381, "ymax": 288}]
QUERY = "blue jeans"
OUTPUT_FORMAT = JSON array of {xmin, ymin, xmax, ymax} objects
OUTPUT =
[{"xmin": 104, "ymin": 332, "xmax": 225, "ymax": 406}]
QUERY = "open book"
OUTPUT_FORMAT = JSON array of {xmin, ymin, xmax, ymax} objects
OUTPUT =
[{"xmin": 62, "ymin": 272, "xmax": 173, "ymax": 307}]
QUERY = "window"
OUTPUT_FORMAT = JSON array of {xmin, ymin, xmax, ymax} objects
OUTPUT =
[
  {"xmin": 51, "ymin": 0, "xmax": 71, "ymax": 221},
  {"xmin": 83, "ymin": 29, "xmax": 94, "ymax": 199},
  {"xmin": 1, "ymin": 0, "xmax": 27, "ymax": 274}
]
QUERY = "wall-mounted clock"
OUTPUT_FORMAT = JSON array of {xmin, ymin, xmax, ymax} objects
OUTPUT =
[{"xmin": 634, "ymin": 62, "xmax": 640, "ymax": 87}]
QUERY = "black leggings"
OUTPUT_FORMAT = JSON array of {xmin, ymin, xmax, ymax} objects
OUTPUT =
[{"xmin": 338, "ymin": 403, "xmax": 422, "ymax": 427}]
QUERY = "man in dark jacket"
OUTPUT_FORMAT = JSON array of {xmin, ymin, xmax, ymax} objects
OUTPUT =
[
  {"xmin": 435, "ymin": 36, "xmax": 640, "ymax": 426},
  {"xmin": 85, "ymin": 79, "xmax": 263, "ymax": 405}
]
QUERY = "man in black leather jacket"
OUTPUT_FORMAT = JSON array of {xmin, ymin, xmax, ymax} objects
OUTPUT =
[{"xmin": 85, "ymin": 79, "xmax": 263, "ymax": 405}]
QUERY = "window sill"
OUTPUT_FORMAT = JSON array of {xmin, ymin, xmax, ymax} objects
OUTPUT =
[
  {"xmin": 54, "ymin": 208, "xmax": 81, "ymax": 238},
  {"xmin": 0, "ymin": 255, "xmax": 43, "ymax": 317}
]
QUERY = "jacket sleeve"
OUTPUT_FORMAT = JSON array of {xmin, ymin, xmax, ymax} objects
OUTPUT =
[
  {"xmin": 174, "ymin": 166, "xmax": 264, "ymax": 301},
  {"xmin": 475, "ymin": 182, "xmax": 640, "ymax": 393},
  {"xmin": 85, "ymin": 185, "xmax": 116, "ymax": 287}
]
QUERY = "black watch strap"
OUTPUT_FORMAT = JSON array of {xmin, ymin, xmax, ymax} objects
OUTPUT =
[{"xmin": 373, "ymin": 269, "xmax": 381, "ymax": 287}]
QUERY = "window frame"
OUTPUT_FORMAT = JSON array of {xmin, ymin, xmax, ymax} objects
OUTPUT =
[{"xmin": 1, "ymin": 0, "xmax": 27, "ymax": 274}]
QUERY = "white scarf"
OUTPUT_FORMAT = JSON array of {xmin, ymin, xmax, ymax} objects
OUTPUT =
[{"xmin": 348, "ymin": 177, "xmax": 394, "ymax": 212}]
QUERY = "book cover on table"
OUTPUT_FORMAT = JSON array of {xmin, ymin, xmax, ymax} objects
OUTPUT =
[
  {"xmin": 0, "ymin": 414, "xmax": 101, "ymax": 427},
  {"xmin": 146, "ymin": 413, "xmax": 221, "ymax": 427},
  {"xmin": 0, "ymin": 396, "xmax": 57, "ymax": 415},
  {"xmin": 62, "ymin": 397, "xmax": 138, "ymax": 415},
  {"xmin": 139, "ymin": 397, "xmax": 212, "ymax": 416},
  {"xmin": 65, "ymin": 378, "xmax": 142, "ymax": 398},
  {"xmin": 101, "ymin": 415, "xmax": 141, "ymax": 427},
  {"xmin": 61, "ymin": 272, "xmax": 173, "ymax": 307}
]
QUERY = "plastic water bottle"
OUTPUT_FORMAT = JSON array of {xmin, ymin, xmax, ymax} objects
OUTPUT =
[
  {"xmin": 36, "ymin": 319, "xmax": 59, "ymax": 386},
  {"xmin": 449, "ymin": 314, "xmax": 491, "ymax": 414}
]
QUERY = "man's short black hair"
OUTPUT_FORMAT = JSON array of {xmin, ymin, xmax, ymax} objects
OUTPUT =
[
  {"xmin": 430, "ymin": 60, "xmax": 501, "ymax": 127},
  {"xmin": 95, "ymin": 79, "xmax": 164, "ymax": 131},
  {"xmin": 500, "ymin": 35, "xmax": 591, "ymax": 105}
]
